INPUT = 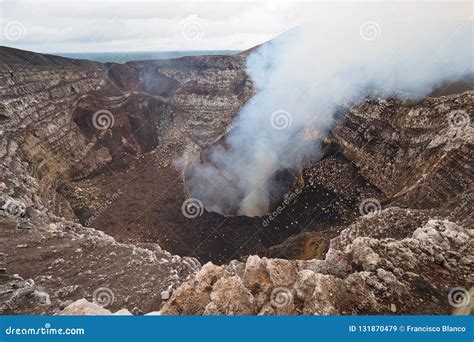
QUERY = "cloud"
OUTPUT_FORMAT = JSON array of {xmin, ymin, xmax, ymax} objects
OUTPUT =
[
  {"xmin": 184, "ymin": 1, "xmax": 473, "ymax": 216},
  {"xmin": 0, "ymin": 0, "xmax": 314, "ymax": 52}
]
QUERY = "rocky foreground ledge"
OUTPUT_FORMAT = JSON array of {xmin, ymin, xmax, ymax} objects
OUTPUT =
[
  {"xmin": 160, "ymin": 214, "xmax": 472, "ymax": 315},
  {"xmin": 54, "ymin": 212, "xmax": 473, "ymax": 316}
]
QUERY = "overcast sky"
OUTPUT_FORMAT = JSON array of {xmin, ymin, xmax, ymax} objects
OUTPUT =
[{"xmin": 0, "ymin": 0, "xmax": 471, "ymax": 53}]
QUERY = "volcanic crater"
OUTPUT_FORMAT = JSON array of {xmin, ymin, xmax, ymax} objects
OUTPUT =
[
  {"xmin": 35, "ymin": 47, "xmax": 380, "ymax": 265},
  {"xmin": 0, "ymin": 46, "xmax": 472, "ymax": 315}
]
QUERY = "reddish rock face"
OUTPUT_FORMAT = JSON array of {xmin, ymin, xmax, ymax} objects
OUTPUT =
[
  {"xmin": 105, "ymin": 63, "xmax": 142, "ymax": 91},
  {"xmin": 73, "ymin": 92, "xmax": 163, "ymax": 165}
]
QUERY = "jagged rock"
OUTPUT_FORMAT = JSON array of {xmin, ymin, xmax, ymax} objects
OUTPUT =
[
  {"xmin": 1, "ymin": 198, "xmax": 26, "ymax": 218},
  {"xmin": 144, "ymin": 311, "xmax": 162, "ymax": 315},
  {"xmin": 59, "ymin": 299, "xmax": 112, "ymax": 315},
  {"xmin": 207, "ymin": 276, "xmax": 256, "ymax": 315},
  {"xmin": 265, "ymin": 259, "xmax": 297, "ymax": 288},
  {"xmin": 160, "ymin": 263, "xmax": 228, "ymax": 315},
  {"xmin": 299, "ymin": 273, "xmax": 343, "ymax": 315},
  {"xmin": 242, "ymin": 256, "xmax": 272, "ymax": 308},
  {"xmin": 347, "ymin": 238, "xmax": 383, "ymax": 272},
  {"xmin": 114, "ymin": 308, "xmax": 133, "ymax": 315},
  {"xmin": 162, "ymin": 218, "xmax": 472, "ymax": 315},
  {"xmin": 33, "ymin": 290, "xmax": 51, "ymax": 306},
  {"xmin": 58, "ymin": 298, "xmax": 132, "ymax": 315},
  {"xmin": 161, "ymin": 263, "xmax": 258, "ymax": 315},
  {"xmin": 0, "ymin": 275, "xmax": 37, "ymax": 314}
]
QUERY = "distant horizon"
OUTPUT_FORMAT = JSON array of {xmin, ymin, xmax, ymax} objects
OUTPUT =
[
  {"xmin": 0, "ymin": 45, "xmax": 242, "ymax": 54},
  {"xmin": 51, "ymin": 49, "xmax": 242, "ymax": 63},
  {"xmin": 0, "ymin": 45, "xmax": 243, "ymax": 63}
]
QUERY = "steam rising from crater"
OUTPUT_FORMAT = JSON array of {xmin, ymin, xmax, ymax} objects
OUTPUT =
[{"xmin": 186, "ymin": 14, "xmax": 473, "ymax": 216}]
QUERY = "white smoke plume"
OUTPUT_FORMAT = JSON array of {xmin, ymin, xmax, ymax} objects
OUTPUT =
[{"xmin": 186, "ymin": 7, "xmax": 473, "ymax": 217}]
